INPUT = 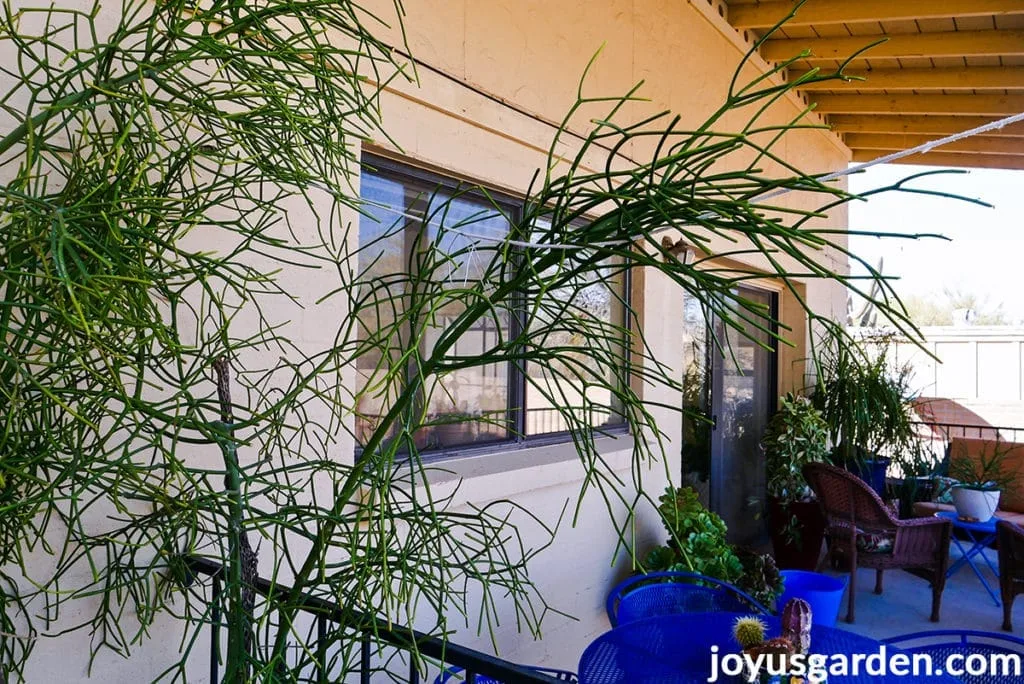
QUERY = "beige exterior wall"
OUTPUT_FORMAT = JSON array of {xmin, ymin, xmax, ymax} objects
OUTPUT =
[
  {"xmin": 13, "ymin": 1, "xmax": 851, "ymax": 680},
  {"xmin": 344, "ymin": 0, "xmax": 851, "ymax": 673}
]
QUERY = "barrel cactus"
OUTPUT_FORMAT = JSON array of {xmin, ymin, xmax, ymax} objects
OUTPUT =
[
  {"xmin": 781, "ymin": 597, "xmax": 813, "ymax": 654},
  {"xmin": 743, "ymin": 635, "xmax": 796, "ymax": 677},
  {"xmin": 732, "ymin": 616, "xmax": 767, "ymax": 649}
]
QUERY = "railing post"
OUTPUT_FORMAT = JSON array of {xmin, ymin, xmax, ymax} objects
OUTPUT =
[
  {"xmin": 408, "ymin": 658, "xmax": 419, "ymax": 684},
  {"xmin": 316, "ymin": 614, "xmax": 327, "ymax": 684},
  {"xmin": 360, "ymin": 633, "xmax": 371, "ymax": 684},
  {"xmin": 211, "ymin": 575, "xmax": 222, "ymax": 684}
]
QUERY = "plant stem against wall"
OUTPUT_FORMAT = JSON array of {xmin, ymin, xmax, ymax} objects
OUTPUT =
[{"xmin": 0, "ymin": 0, "xmax": 982, "ymax": 679}]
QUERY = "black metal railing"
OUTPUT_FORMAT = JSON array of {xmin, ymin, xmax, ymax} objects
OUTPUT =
[
  {"xmin": 354, "ymin": 406, "xmax": 624, "ymax": 458},
  {"xmin": 185, "ymin": 556, "xmax": 564, "ymax": 684},
  {"xmin": 912, "ymin": 420, "xmax": 1024, "ymax": 445}
]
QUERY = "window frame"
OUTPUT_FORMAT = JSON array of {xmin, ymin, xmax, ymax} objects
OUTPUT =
[{"xmin": 356, "ymin": 153, "xmax": 630, "ymax": 461}]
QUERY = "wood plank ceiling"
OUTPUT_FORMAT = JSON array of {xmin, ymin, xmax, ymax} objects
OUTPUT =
[{"xmin": 723, "ymin": 0, "xmax": 1024, "ymax": 170}]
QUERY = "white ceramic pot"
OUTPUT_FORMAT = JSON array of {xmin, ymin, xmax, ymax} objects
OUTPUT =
[{"xmin": 951, "ymin": 486, "xmax": 1001, "ymax": 522}]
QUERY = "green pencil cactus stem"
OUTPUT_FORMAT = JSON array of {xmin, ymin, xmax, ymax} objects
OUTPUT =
[{"xmin": 0, "ymin": 0, "xmax": 986, "ymax": 679}]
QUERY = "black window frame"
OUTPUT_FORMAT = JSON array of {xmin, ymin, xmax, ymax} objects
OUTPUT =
[{"xmin": 355, "ymin": 154, "xmax": 630, "ymax": 461}]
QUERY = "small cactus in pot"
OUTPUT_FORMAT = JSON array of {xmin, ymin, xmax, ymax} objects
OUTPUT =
[
  {"xmin": 781, "ymin": 598, "xmax": 813, "ymax": 655},
  {"xmin": 744, "ymin": 636, "xmax": 797, "ymax": 681},
  {"xmin": 733, "ymin": 614, "xmax": 796, "ymax": 682},
  {"xmin": 733, "ymin": 616, "xmax": 768, "ymax": 650}
]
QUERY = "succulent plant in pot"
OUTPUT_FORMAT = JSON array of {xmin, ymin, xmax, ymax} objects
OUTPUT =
[
  {"xmin": 762, "ymin": 394, "xmax": 829, "ymax": 570},
  {"xmin": 642, "ymin": 487, "xmax": 785, "ymax": 609},
  {"xmin": 643, "ymin": 486, "xmax": 745, "ymax": 582},
  {"xmin": 946, "ymin": 440, "xmax": 1016, "ymax": 522}
]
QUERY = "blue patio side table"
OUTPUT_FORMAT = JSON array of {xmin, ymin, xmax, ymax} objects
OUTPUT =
[{"xmin": 936, "ymin": 511, "xmax": 1001, "ymax": 606}]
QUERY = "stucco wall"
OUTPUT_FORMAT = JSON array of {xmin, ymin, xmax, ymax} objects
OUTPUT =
[
  {"xmin": 348, "ymin": 0, "xmax": 851, "ymax": 673},
  {"xmin": 10, "ymin": 0, "xmax": 852, "ymax": 680}
]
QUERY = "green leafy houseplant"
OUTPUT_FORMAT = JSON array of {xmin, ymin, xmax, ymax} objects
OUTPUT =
[
  {"xmin": 764, "ymin": 395, "xmax": 829, "ymax": 506},
  {"xmin": 762, "ymin": 394, "xmax": 829, "ymax": 569},
  {"xmin": 644, "ymin": 487, "xmax": 783, "ymax": 608},
  {"xmin": 0, "ymin": 0, "xmax": 983, "ymax": 678},
  {"xmin": 812, "ymin": 337, "xmax": 917, "ymax": 490},
  {"xmin": 646, "ymin": 486, "xmax": 745, "ymax": 583}
]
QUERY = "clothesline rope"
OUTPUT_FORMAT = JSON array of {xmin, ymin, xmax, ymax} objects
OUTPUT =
[
  {"xmin": 754, "ymin": 110, "xmax": 1024, "ymax": 204},
  {"xmin": 361, "ymin": 110, "xmax": 1024, "ymax": 251}
]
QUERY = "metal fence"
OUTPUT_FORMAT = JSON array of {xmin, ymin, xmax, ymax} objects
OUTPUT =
[
  {"xmin": 912, "ymin": 420, "xmax": 1024, "ymax": 446},
  {"xmin": 186, "ymin": 557, "xmax": 565, "ymax": 684}
]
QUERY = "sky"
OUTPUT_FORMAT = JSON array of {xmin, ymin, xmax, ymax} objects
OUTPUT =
[{"xmin": 846, "ymin": 163, "xmax": 1024, "ymax": 324}]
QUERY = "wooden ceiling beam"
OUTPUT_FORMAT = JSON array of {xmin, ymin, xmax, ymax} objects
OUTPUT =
[
  {"xmin": 829, "ymin": 115, "xmax": 1024, "ymax": 137},
  {"xmin": 729, "ymin": 0, "xmax": 1024, "ymax": 29},
  {"xmin": 850, "ymin": 149, "xmax": 1024, "ymax": 171},
  {"xmin": 762, "ymin": 30, "xmax": 1024, "ymax": 63},
  {"xmin": 812, "ymin": 93, "xmax": 1024, "ymax": 116},
  {"xmin": 845, "ymin": 133, "xmax": 1024, "ymax": 156},
  {"xmin": 794, "ymin": 66, "xmax": 1024, "ymax": 91}
]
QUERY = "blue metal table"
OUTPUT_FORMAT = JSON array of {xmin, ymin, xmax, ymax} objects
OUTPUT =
[
  {"xmin": 936, "ymin": 511, "xmax": 1001, "ymax": 606},
  {"xmin": 578, "ymin": 613, "xmax": 963, "ymax": 683}
]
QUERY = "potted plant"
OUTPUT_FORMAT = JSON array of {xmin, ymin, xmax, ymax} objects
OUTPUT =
[
  {"xmin": 946, "ymin": 440, "xmax": 1015, "ymax": 521},
  {"xmin": 762, "ymin": 394, "xmax": 829, "ymax": 569},
  {"xmin": 811, "ymin": 338, "xmax": 916, "ymax": 495},
  {"xmin": 890, "ymin": 438, "xmax": 941, "ymax": 519},
  {"xmin": 731, "ymin": 599, "xmax": 817, "ymax": 683},
  {"xmin": 643, "ymin": 487, "xmax": 784, "ymax": 608},
  {"xmin": 644, "ymin": 486, "xmax": 745, "ymax": 582}
]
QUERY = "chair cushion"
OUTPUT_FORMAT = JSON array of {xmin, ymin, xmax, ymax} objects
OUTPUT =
[
  {"xmin": 856, "ymin": 531, "xmax": 895, "ymax": 554},
  {"xmin": 913, "ymin": 501, "xmax": 950, "ymax": 517},
  {"xmin": 999, "ymin": 511, "xmax": 1024, "ymax": 526}
]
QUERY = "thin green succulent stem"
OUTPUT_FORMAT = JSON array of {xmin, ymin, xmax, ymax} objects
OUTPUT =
[{"xmin": 0, "ymin": 0, "xmax": 992, "ymax": 680}]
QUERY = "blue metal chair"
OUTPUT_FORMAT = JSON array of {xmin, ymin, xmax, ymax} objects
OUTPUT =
[
  {"xmin": 605, "ymin": 571, "xmax": 770, "ymax": 627},
  {"xmin": 433, "ymin": 666, "xmax": 578, "ymax": 683},
  {"xmin": 882, "ymin": 630, "xmax": 1024, "ymax": 684}
]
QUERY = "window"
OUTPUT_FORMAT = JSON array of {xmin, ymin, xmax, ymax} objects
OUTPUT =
[{"xmin": 354, "ymin": 156, "xmax": 627, "ymax": 456}]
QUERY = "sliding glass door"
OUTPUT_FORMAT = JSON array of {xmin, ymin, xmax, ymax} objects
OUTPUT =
[
  {"xmin": 683, "ymin": 287, "xmax": 777, "ymax": 547},
  {"xmin": 709, "ymin": 287, "xmax": 776, "ymax": 546}
]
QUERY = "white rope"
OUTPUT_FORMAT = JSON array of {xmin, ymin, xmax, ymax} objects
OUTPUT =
[
  {"xmin": 361, "ymin": 111, "xmax": 1024, "ymax": 252},
  {"xmin": 752, "ymin": 110, "xmax": 1024, "ymax": 205}
]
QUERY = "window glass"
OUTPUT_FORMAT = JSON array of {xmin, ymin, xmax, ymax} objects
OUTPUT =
[
  {"xmin": 524, "ymin": 251, "xmax": 627, "ymax": 436},
  {"xmin": 681, "ymin": 293, "xmax": 712, "ymax": 505},
  {"xmin": 355, "ymin": 166, "xmax": 511, "ymax": 450},
  {"xmin": 354, "ymin": 171, "xmax": 408, "ymax": 447},
  {"xmin": 420, "ymin": 189, "xmax": 512, "ymax": 448},
  {"xmin": 355, "ymin": 159, "xmax": 628, "ymax": 456}
]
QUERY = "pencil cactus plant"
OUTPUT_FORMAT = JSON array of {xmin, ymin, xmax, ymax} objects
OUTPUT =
[{"xmin": 0, "ymin": 0, "xmax": 980, "ymax": 679}]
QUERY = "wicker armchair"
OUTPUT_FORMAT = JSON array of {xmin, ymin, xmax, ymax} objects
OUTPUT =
[
  {"xmin": 998, "ymin": 520, "xmax": 1024, "ymax": 631},
  {"xmin": 803, "ymin": 462, "xmax": 952, "ymax": 623}
]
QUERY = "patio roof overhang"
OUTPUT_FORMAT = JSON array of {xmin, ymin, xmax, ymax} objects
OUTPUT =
[{"xmin": 723, "ymin": 0, "xmax": 1024, "ymax": 170}]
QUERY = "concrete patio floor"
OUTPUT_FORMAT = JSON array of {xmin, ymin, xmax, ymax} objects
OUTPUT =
[{"xmin": 825, "ymin": 544, "xmax": 1022, "ymax": 641}]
